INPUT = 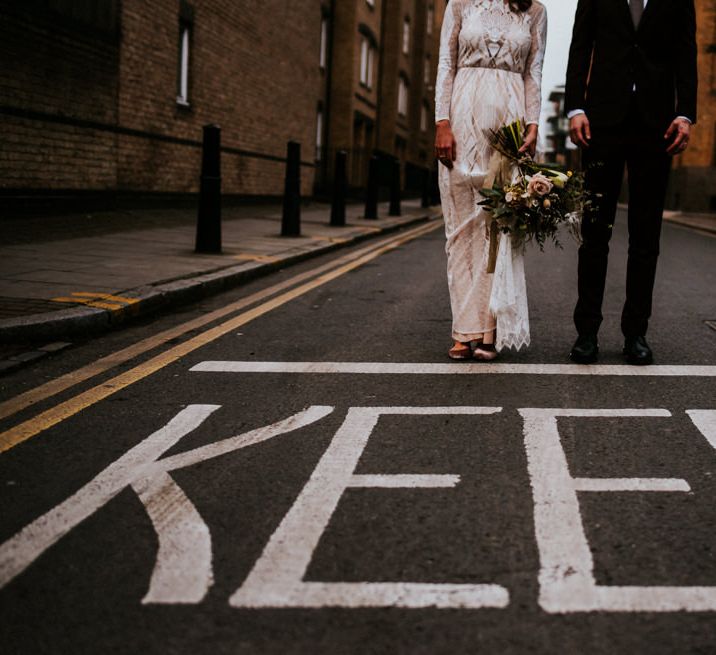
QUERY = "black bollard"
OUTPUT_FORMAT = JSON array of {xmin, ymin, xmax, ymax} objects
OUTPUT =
[
  {"xmin": 282, "ymin": 141, "xmax": 301, "ymax": 237},
  {"xmin": 195, "ymin": 124, "xmax": 222, "ymax": 253},
  {"xmin": 421, "ymin": 167, "xmax": 430, "ymax": 208},
  {"xmin": 364, "ymin": 155, "xmax": 379, "ymax": 219},
  {"xmin": 389, "ymin": 158, "xmax": 401, "ymax": 217},
  {"xmin": 330, "ymin": 150, "xmax": 347, "ymax": 227}
]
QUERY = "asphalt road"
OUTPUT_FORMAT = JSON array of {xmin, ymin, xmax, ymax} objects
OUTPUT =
[{"xmin": 1, "ymin": 213, "xmax": 715, "ymax": 654}]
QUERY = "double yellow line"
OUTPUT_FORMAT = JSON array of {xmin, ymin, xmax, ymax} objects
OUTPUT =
[{"xmin": 0, "ymin": 220, "xmax": 441, "ymax": 454}]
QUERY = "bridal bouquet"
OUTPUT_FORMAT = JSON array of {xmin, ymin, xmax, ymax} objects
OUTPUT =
[{"xmin": 478, "ymin": 119, "xmax": 593, "ymax": 259}]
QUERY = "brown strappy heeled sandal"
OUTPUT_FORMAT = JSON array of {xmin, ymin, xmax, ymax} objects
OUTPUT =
[{"xmin": 448, "ymin": 341, "xmax": 472, "ymax": 360}]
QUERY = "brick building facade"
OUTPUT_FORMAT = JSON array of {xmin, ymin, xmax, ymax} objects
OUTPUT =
[
  {"xmin": 0, "ymin": 0, "xmax": 324, "ymax": 205},
  {"xmin": 666, "ymin": 0, "xmax": 716, "ymax": 212},
  {"xmin": 318, "ymin": 0, "xmax": 442, "ymax": 191},
  {"xmin": 0, "ymin": 0, "xmax": 441, "ymax": 211},
  {"xmin": 0, "ymin": 1, "xmax": 122, "ymax": 197}
]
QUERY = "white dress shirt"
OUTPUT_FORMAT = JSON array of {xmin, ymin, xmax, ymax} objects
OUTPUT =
[{"xmin": 567, "ymin": 0, "xmax": 691, "ymax": 124}]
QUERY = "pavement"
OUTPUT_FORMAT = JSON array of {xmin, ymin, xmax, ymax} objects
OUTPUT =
[
  {"xmin": 1, "ymin": 210, "xmax": 715, "ymax": 654},
  {"xmin": 662, "ymin": 209, "xmax": 716, "ymax": 235},
  {"xmin": 0, "ymin": 198, "xmax": 439, "ymax": 357}
]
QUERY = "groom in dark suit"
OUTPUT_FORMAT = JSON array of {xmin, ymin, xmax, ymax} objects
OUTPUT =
[{"xmin": 565, "ymin": 0, "xmax": 697, "ymax": 365}]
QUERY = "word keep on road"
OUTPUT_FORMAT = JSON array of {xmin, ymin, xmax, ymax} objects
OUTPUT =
[{"xmin": 1, "ymin": 392, "xmax": 714, "ymax": 613}]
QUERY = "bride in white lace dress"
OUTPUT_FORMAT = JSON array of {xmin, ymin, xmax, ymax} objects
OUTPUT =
[{"xmin": 435, "ymin": 0, "xmax": 547, "ymax": 360}]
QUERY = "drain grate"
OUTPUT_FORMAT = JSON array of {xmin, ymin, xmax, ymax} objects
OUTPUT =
[{"xmin": 706, "ymin": 320, "xmax": 716, "ymax": 332}]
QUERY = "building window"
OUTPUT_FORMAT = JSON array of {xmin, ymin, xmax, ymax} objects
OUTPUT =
[
  {"xmin": 359, "ymin": 24, "xmax": 378, "ymax": 90},
  {"xmin": 360, "ymin": 35, "xmax": 375, "ymax": 89},
  {"xmin": 424, "ymin": 56, "xmax": 431, "ymax": 85},
  {"xmin": 360, "ymin": 37, "xmax": 369, "ymax": 86},
  {"xmin": 316, "ymin": 107, "xmax": 324, "ymax": 161},
  {"xmin": 398, "ymin": 75, "xmax": 409, "ymax": 117},
  {"xmin": 177, "ymin": 21, "xmax": 191, "ymax": 105},
  {"xmin": 421, "ymin": 103, "xmax": 429, "ymax": 132},
  {"xmin": 427, "ymin": 5, "xmax": 434, "ymax": 35},
  {"xmin": 319, "ymin": 16, "xmax": 328, "ymax": 70},
  {"xmin": 402, "ymin": 17, "xmax": 411, "ymax": 55},
  {"xmin": 176, "ymin": 2, "xmax": 194, "ymax": 106}
]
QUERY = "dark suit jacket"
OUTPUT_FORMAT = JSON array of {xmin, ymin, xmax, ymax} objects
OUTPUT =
[{"xmin": 564, "ymin": 0, "xmax": 698, "ymax": 129}]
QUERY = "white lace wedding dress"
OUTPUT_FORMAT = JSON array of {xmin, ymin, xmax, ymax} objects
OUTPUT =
[{"xmin": 436, "ymin": 0, "xmax": 547, "ymax": 351}]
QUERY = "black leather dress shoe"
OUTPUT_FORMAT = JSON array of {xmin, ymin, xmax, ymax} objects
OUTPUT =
[
  {"xmin": 623, "ymin": 336, "xmax": 653, "ymax": 365},
  {"xmin": 570, "ymin": 334, "xmax": 599, "ymax": 364}
]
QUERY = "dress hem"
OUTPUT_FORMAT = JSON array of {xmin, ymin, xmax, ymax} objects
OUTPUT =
[{"xmin": 452, "ymin": 328, "xmax": 496, "ymax": 342}]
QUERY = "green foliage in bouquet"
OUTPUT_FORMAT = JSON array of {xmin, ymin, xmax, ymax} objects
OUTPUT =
[{"xmin": 479, "ymin": 119, "xmax": 596, "ymax": 250}]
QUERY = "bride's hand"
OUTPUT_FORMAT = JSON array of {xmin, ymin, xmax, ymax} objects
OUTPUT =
[
  {"xmin": 435, "ymin": 120, "xmax": 456, "ymax": 169},
  {"xmin": 518, "ymin": 124, "xmax": 539, "ymax": 158}
]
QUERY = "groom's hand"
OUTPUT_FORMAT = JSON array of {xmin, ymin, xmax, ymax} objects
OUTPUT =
[
  {"xmin": 569, "ymin": 114, "xmax": 591, "ymax": 149},
  {"xmin": 665, "ymin": 117, "xmax": 691, "ymax": 156}
]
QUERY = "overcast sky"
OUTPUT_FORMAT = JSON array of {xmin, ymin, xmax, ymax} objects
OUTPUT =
[{"xmin": 539, "ymin": 0, "xmax": 578, "ymax": 102}]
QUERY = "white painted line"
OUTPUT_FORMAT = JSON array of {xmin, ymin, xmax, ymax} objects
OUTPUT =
[
  {"xmin": 520, "ymin": 408, "xmax": 716, "ymax": 613},
  {"xmin": 133, "ymin": 472, "xmax": 213, "ymax": 604},
  {"xmin": 191, "ymin": 361, "xmax": 716, "ymax": 377},
  {"xmin": 573, "ymin": 478, "xmax": 691, "ymax": 493},
  {"xmin": 149, "ymin": 405, "xmax": 335, "ymax": 475},
  {"xmin": 336, "ymin": 406, "xmax": 503, "ymax": 415},
  {"xmin": 0, "ymin": 405, "xmax": 221, "ymax": 592},
  {"xmin": 0, "ymin": 405, "xmax": 335, "ymax": 601},
  {"xmin": 230, "ymin": 406, "xmax": 508, "ymax": 609},
  {"xmin": 522, "ymin": 409, "xmax": 672, "ymax": 418},
  {"xmin": 233, "ymin": 581, "xmax": 509, "ymax": 609},
  {"xmin": 687, "ymin": 410, "xmax": 716, "ymax": 450},
  {"xmin": 350, "ymin": 474, "xmax": 461, "ymax": 488}
]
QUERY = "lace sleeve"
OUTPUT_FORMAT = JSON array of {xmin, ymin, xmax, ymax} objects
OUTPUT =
[
  {"xmin": 523, "ymin": 4, "xmax": 547, "ymax": 126},
  {"xmin": 435, "ymin": 1, "xmax": 462, "ymax": 123}
]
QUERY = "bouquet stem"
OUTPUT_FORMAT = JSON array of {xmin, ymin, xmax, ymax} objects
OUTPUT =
[{"xmin": 486, "ymin": 219, "xmax": 500, "ymax": 274}]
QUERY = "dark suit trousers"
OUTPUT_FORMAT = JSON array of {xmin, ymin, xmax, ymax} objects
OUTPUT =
[{"xmin": 574, "ymin": 101, "xmax": 672, "ymax": 338}]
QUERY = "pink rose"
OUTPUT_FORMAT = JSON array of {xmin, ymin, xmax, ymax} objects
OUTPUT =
[{"xmin": 527, "ymin": 173, "xmax": 553, "ymax": 197}]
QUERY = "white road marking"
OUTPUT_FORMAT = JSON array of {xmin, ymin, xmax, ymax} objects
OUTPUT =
[
  {"xmin": 0, "ymin": 405, "xmax": 219, "ymax": 592},
  {"xmin": 349, "ymin": 474, "xmax": 461, "ymax": 488},
  {"xmin": 4, "ymin": 404, "xmax": 714, "ymax": 611},
  {"xmin": 520, "ymin": 408, "xmax": 716, "ymax": 613},
  {"xmin": 573, "ymin": 478, "xmax": 691, "ymax": 493},
  {"xmin": 0, "ymin": 405, "xmax": 334, "ymax": 602},
  {"xmin": 133, "ymin": 472, "xmax": 213, "ymax": 604},
  {"xmin": 145, "ymin": 405, "xmax": 334, "ymax": 475},
  {"xmin": 191, "ymin": 361, "xmax": 716, "ymax": 377},
  {"xmin": 230, "ymin": 406, "xmax": 509, "ymax": 609},
  {"xmin": 687, "ymin": 410, "xmax": 716, "ymax": 450}
]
